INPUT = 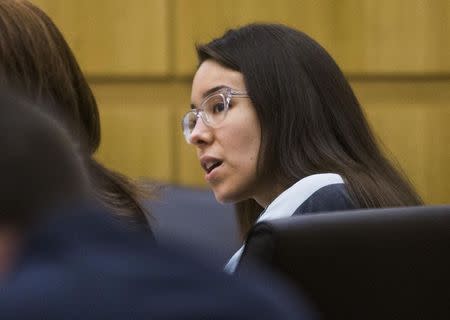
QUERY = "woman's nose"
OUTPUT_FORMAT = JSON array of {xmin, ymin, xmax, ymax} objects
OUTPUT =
[{"xmin": 189, "ymin": 115, "xmax": 213, "ymax": 146}]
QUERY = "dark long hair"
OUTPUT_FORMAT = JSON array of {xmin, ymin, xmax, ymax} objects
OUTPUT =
[
  {"xmin": 0, "ymin": 91, "xmax": 91, "ymax": 228},
  {"xmin": 196, "ymin": 23, "xmax": 422, "ymax": 236},
  {"xmin": 0, "ymin": 0, "xmax": 151, "ymax": 226}
]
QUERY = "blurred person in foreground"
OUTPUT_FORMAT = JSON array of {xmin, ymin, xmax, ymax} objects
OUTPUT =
[
  {"xmin": 0, "ymin": 0, "xmax": 153, "ymax": 230},
  {"xmin": 0, "ymin": 91, "xmax": 317, "ymax": 319}
]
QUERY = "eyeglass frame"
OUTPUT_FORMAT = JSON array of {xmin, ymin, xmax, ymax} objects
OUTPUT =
[{"xmin": 181, "ymin": 87, "xmax": 249, "ymax": 143}]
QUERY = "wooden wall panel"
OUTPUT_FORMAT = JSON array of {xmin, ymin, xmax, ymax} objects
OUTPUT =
[
  {"xmin": 423, "ymin": 105, "xmax": 450, "ymax": 203},
  {"xmin": 92, "ymin": 82, "xmax": 190, "ymax": 183},
  {"xmin": 174, "ymin": 0, "xmax": 450, "ymax": 76},
  {"xmin": 335, "ymin": 0, "xmax": 450, "ymax": 74},
  {"xmin": 173, "ymin": 0, "xmax": 336, "ymax": 76},
  {"xmin": 97, "ymin": 104, "xmax": 172, "ymax": 181},
  {"xmin": 32, "ymin": 0, "xmax": 169, "ymax": 76},
  {"xmin": 354, "ymin": 80, "xmax": 450, "ymax": 204}
]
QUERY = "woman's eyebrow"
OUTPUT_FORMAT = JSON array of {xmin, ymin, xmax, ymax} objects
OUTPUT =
[
  {"xmin": 191, "ymin": 85, "xmax": 231, "ymax": 109},
  {"xmin": 202, "ymin": 85, "xmax": 229, "ymax": 98}
]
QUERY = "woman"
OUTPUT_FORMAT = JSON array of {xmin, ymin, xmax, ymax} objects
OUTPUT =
[
  {"xmin": 0, "ymin": 0, "xmax": 152, "ymax": 229},
  {"xmin": 182, "ymin": 23, "xmax": 422, "ymax": 272}
]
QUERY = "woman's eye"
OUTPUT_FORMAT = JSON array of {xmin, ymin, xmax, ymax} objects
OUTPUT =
[
  {"xmin": 189, "ymin": 117, "xmax": 197, "ymax": 129},
  {"xmin": 212, "ymin": 102, "xmax": 225, "ymax": 113}
]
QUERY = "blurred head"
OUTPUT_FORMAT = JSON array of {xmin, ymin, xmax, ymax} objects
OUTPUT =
[
  {"xmin": 0, "ymin": 90, "xmax": 90, "ymax": 228},
  {"xmin": 190, "ymin": 23, "xmax": 421, "ymax": 212},
  {"xmin": 0, "ymin": 0, "xmax": 99, "ymax": 153},
  {"xmin": 0, "ymin": 90, "xmax": 91, "ymax": 278},
  {"xmin": 0, "ymin": 0, "xmax": 151, "ymax": 226}
]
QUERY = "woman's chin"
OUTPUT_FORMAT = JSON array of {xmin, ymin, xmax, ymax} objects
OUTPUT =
[
  {"xmin": 213, "ymin": 193, "xmax": 228, "ymax": 204},
  {"xmin": 212, "ymin": 189, "xmax": 245, "ymax": 205},
  {"xmin": 212, "ymin": 189, "xmax": 232, "ymax": 204}
]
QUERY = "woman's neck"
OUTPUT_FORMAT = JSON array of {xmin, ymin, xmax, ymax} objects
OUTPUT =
[{"xmin": 253, "ymin": 184, "xmax": 287, "ymax": 208}]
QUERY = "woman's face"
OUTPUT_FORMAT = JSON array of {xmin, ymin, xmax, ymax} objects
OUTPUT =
[{"xmin": 190, "ymin": 60, "xmax": 266, "ymax": 204}]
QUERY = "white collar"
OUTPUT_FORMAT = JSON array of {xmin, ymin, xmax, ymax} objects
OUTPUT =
[
  {"xmin": 224, "ymin": 173, "xmax": 344, "ymax": 274},
  {"xmin": 257, "ymin": 173, "xmax": 344, "ymax": 223}
]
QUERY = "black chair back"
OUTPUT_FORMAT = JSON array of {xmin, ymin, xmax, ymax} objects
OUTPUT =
[{"xmin": 237, "ymin": 206, "xmax": 450, "ymax": 319}]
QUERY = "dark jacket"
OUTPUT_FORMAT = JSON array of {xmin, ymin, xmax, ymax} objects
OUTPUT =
[
  {"xmin": 0, "ymin": 204, "xmax": 316, "ymax": 320},
  {"xmin": 292, "ymin": 184, "xmax": 355, "ymax": 216}
]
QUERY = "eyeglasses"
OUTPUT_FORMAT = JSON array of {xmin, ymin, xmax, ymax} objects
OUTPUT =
[{"xmin": 181, "ymin": 87, "xmax": 249, "ymax": 143}]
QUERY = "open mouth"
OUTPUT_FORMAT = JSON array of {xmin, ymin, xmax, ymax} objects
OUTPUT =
[{"xmin": 203, "ymin": 161, "xmax": 223, "ymax": 174}]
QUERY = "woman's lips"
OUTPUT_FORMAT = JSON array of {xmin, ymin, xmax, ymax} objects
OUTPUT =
[
  {"xmin": 205, "ymin": 160, "xmax": 222, "ymax": 173},
  {"xmin": 200, "ymin": 155, "xmax": 224, "ymax": 181},
  {"xmin": 205, "ymin": 161, "xmax": 223, "ymax": 181},
  {"xmin": 200, "ymin": 156, "xmax": 222, "ymax": 172}
]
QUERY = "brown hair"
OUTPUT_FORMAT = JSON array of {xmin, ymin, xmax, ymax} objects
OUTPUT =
[
  {"xmin": 0, "ymin": 0, "xmax": 152, "ymax": 227},
  {"xmin": 0, "ymin": 91, "xmax": 90, "ymax": 228},
  {"xmin": 197, "ymin": 24, "xmax": 423, "ymax": 237}
]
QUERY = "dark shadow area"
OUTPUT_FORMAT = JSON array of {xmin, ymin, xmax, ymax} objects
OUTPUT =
[{"xmin": 147, "ymin": 184, "xmax": 240, "ymax": 268}]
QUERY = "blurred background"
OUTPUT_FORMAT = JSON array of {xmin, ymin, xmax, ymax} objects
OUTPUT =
[{"xmin": 32, "ymin": 0, "xmax": 450, "ymax": 263}]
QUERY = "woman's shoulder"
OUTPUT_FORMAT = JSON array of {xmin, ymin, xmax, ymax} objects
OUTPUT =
[{"xmin": 293, "ymin": 183, "xmax": 355, "ymax": 215}]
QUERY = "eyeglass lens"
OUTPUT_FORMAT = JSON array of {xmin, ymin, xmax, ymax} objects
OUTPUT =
[{"xmin": 182, "ymin": 93, "xmax": 228, "ymax": 138}]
